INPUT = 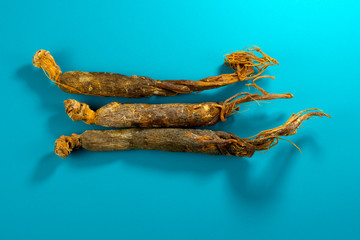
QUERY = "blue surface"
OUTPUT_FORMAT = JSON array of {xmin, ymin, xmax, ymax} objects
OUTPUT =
[{"xmin": 1, "ymin": 0, "xmax": 359, "ymax": 239}]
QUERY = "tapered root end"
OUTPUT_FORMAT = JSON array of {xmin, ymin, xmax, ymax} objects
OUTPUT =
[
  {"xmin": 219, "ymin": 83, "xmax": 294, "ymax": 122},
  {"xmin": 246, "ymin": 109, "xmax": 331, "ymax": 152},
  {"xmin": 55, "ymin": 134, "xmax": 82, "ymax": 158},
  {"xmin": 282, "ymin": 93, "xmax": 293, "ymax": 99},
  {"xmin": 64, "ymin": 99, "xmax": 96, "ymax": 125},
  {"xmin": 33, "ymin": 50, "xmax": 62, "ymax": 82},
  {"xmin": 286, "ymin": 110, "xmax": 331, "ymax": 135},
  {"xmin": 263, "ymin": 109, "xmax": 331, "ymax": 138}
]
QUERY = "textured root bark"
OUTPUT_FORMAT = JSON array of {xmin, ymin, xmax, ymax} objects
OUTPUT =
[
  {"xmin": 33, "ymin": 47, "xmax": 278, "ymax": 97},
  {"xmin": 55, "ymin": 110, "xmax": 330, "ymax": 158},
  {"xmin": 64, "ymin": 81, "xmax": 292, "ymax": 128}
]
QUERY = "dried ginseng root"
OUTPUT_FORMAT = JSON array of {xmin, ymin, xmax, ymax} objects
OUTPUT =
[
  {"xmin": 33, "ymin": 46, "xmax": 278, "ymax": 98},
  {"xmin": 55, "ymin": 109, "xmax": 330, "ymax": 158},
  {"xmin": 64, "ymin": 81, "xmax": 293, "ymax": 127}
]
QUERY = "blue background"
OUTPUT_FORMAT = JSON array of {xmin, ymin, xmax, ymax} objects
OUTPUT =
[{"xmin": 1, "ymin": 0, "xmax": 359, "ymax": 239}]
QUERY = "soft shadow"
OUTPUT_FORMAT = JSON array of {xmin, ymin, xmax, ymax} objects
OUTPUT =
[
  {"xmin": 218, "ymin": 112, "xmax": 287, "ymax": 138},
  {"xmin": 116, "ymin": 126, "xmax": 319, "ymax": 206},
  {"xmin": 46, "ymin": 112, "xmax": 97, "ymax": 137},
  {"xmin": 31, "ymin": 152, "xmax": 63, "ymax": 182},
  {"xmin": 218, "ymin": 63, "xmax": 236, "ymax": 75},
  {"xmin": 67, "ymin": 151, "xmax": 120, "ymax": 168},
  {"xmin": 16, "ymin": 64, "xmax": 67, "ymax": 110},
  {"xmin": 226, "ymin": 135, "xmax": 319, "ymax": 205},
  {"xmin": 121, "ymin": 150, "xmax": 236, "ymax": 176},
  {"xmin": 299, "ymin": 133, "xmax": 323, "ymax": 158}
]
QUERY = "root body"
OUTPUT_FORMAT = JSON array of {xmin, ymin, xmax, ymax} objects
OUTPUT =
[
  {"xmin": 64, "ymin": 82, "xmax": 292, "ymax": 128},
  {"xmin": 55, "ymin": 110, "xmax": 330, "ymax": 158},
  {"xmin": 33, "ymin": 47, "xmax": 279, "ymax": 97}
]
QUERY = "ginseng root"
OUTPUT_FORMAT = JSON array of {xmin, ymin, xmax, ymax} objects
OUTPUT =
[
  {"xmin": 64, "ymin": 82, "xmax": 293, "ymax": 127},
  {"xmin": 55, "ymin": 109, "xmax": 330, "ymax": 158},
  {"xmin": 33, "ymin": 46, "xmax": 278, "ymax": 98}
]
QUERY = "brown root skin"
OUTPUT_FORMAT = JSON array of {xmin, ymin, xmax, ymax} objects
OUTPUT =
[
  {"xmin": 54, "ymin": 134, "xmax": 81, "ymax": 158},
  {"xmin": 55, "ymin": 110, "xmax": 330, "ymax": 158},
  {"xmin": 34, "ymin": 47, "xmax": 279, "ymax": 97},
  {"xmin": 64, "ymin": 82, "xmax": 292, "ymax": 128}
]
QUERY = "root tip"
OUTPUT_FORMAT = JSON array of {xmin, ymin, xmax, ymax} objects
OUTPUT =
[
  {"xmin": 64, "ymin": 99, "xmax": 95, "ymax": 125},
  {"xmin": 33, "ymin": 49, "xmax": 62, "ymax": 81},
  {"xmin": 54, "ymin": 134, "xmax": 81, "ymax": 158},
  {"xmin": 32, "ymin": 50, "xmax": 45, "ymax": 68}
]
